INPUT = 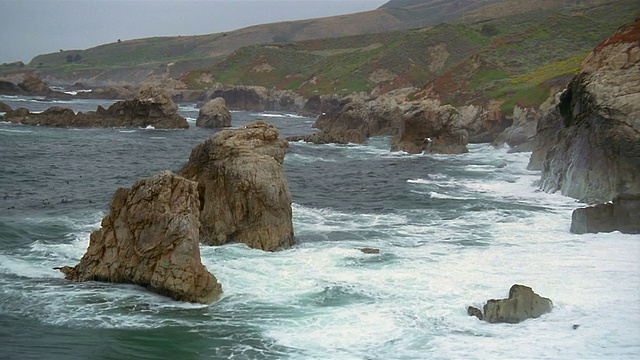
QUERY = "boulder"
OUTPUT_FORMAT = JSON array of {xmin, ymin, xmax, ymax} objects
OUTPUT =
[
  {"xmin": 468, "ymin": 284, "xmax": 553, "ymax": 324},
  {"xmin": 570, "ymin": 193, "xmax": 640, "ymax": 234},
  {"xmin": 529, "ymin": 21, "xmax": 640, "ymax": 203},
  {"xmin": 0, "ymin": 80, "xmax": 24, "ymax": 95},
  {"xmin": 196, "ymin": 97, "xmax": 231, "ymax": 128},
  {"xmin": 391, "ymin": 100, "xmax": 469, "ymax": 154},
  {"xmin": 179, "ymin": 121, "xmax": 294, "ymax": 251},
  {"xmin": 58, "ymin": 171, "xmax": 222, "ymax": 304}
]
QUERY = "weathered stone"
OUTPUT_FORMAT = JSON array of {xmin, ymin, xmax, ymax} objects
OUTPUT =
[
  {"xmin": 179, "ymin": 121, "xmax": 294, "ymax": 251},
  {"xmin": 473, "ymin": 285, "xmax": 553, "ymax": 324},
  {"xmin": 529, "ymin": 21, "xmax": 640, "ymax": 203},
  {"xmin": 206, "ymin": 85, "xmax": 269, "ymax": 111},
  {"xmin": 17, "ymin": 75, "xmax": 52, "ymax": 95},
  {"xmin": 493, "ymin": 105, "xmax": 542, "ymax": 152},
  {"xmin": 196, "ymin": 97, "xmax": 231, "ymax": 128},
  {"xmin": 58, "ymin": 171, "xmax": 222, "ymax": 304},
  {"xmin": 467, "ymin": 306, "xmax": 483, "ymax": 321},
  {"xmin": 570, "ymin": 193, "xmax": 640, "ymax": 234},
  {"xmin": 391, "ymin": 100, "xmax": 469, "ymax": 154}
]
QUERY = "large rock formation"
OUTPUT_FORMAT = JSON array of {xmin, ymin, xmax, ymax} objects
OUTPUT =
[
  {"xmin": 468, "ymin": 284, "xmax": 553, "ymax": 324},
  {"xmin": 5, "ymin": 85, "xmax": 188, "ymax": 129},
  {"xmin": 179, "ymin": 121, "xmax": 294, "ymax": 251},
  {"xmin": 570, "ymin": 193, "xmax": 640, "ymax": 234},
  {"xmin": 493, "ymin": 105, "xmax": 543, "ymax": 152},
  {"xmin": 206, "ymin": 85, "xmax": 269, "ymax": 111},
  {"xmin": 391, "ymin": 99, "xmax": 469, "ymax": 154},
  {"xmin": 196, "ymin": 97, "xmax": 231, "ymax": 128},
  {"xmin": 529, "ymin": 21, "xmax": 640, "ymax": 203},
  {"xmin": 58, "ymin": 171, "xmax": 222, "ymax": 304}
]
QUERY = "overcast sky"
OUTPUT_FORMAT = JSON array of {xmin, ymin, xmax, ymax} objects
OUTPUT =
[{"xmin": 0, "ymin": 0, "xmax": 388, "ymax": 64}]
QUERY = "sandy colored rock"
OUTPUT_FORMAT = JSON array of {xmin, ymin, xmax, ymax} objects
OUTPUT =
[
  {"xmin": 59, "ymin": 171, "xmax": 222, "ymax": 304},
  {"xmin": 469, "ymin": 284, "xmax": 553, "ymax": 324},
  {"xmin": 196, "ymin": 97, "xmax": 231, "ymax": 128},
  {"xmin": 180, "ymin": 121, "xmax": 294, "ymax": 251}
]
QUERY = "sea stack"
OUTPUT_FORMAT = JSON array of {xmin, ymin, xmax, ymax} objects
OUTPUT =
[
  {"xmin": 468, "ymin": 284, "xmax": 553, "ymax": 324},
  {"xmin": 179, "ymin": 121, "xmax": 294, "ymax": 251},
  {"xmin": 58, "ymin": 171, "xmax": 222, "ymax": 304}
]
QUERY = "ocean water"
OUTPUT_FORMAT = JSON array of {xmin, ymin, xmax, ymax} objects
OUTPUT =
[{"xmin": 1, "ymin": 95, "xmax": 639, "ymax": 359}]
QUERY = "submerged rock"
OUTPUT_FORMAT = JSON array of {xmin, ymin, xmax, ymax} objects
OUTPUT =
[
  {"xmin": 179, "ymin": 121, "xmax": 294, "ymax": 251},
  {"xmin": 468, "ymin": 284, "xmax": 553, "ymax": 324},
  {"xmin": 196, "ymin": 97, "xmax": 231, "ymax": 128},
  {"xmin": 570, "ymin": 193, "xmax": 640, "ymax": 234},
  {"xmin": 58, "ymin": 171, "xmax": 222, "ymax": 304}
]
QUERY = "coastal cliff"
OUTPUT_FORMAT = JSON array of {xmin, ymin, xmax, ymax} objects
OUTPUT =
[{"xmin": 529, "ymin": 20, "xmax": 640, "ymax": 204}]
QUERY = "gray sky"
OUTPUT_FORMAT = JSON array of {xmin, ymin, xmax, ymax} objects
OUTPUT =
[{"xmin": 0, "ymin": 0, "xmax": 388, "ymax": 64}]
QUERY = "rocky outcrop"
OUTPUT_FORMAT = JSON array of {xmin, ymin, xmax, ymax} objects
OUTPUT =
[
  {"xmin": 196, "ymin": 97, "xmax": 231, "ymax": 128},
  {"xmin": 58, "ymin": 171, "xmax": 222, "ymax": 304},
  {"xmin": 468, "ymin": 284, "xmax": 553, "ymax": 324},
  {"xmin": 18, "ymin": 75, "xmax": 53, "ymax": 95},
  {"xmin": 5, "ymin": 85, "xmax": 188, "ymax": 129},
  {"xmin": 391, "ymin": 100, "xmax": 469, "ymax": 154},
  {"xmin": 493, "ymin": 105, "xmax": 542, "ymax": 152},
  {"xmin": 206, "ymin": 85, "xmax": 269, "ymax": 111},
  {"xmin": 529, "ymin": 21, "xmax": 640, "ymax": 203},
  {"xmin": 179, "ymin": 121, "xmax": 294, "ymax": 251},
  {"xmin": 570, "ymin": 193, "xmax": 640, "ymax": 234},
  {"xmin": 302, "ymin": 94, "xmax": 342, "ymax": 116}
]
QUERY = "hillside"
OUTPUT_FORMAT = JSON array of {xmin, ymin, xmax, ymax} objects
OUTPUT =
[
  {"xmin": 1, "ymin": 0, "xmax": 620, "ymax": 86},
  {"xmin": 184, "ymin": 0, "xmax": 639, "ymax": 111}
]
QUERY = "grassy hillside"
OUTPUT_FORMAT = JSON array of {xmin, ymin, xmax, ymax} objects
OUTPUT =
[
  {"xmin": 184, "ymin": 0, "xmax": 637, "ymax": 109},
  {"xmin": 4, "ymin": 0, "xmax": 621, "ymax": 86}
]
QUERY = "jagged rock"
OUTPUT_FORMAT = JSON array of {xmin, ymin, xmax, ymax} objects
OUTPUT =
[
  {"xmin": 469, "ymin": 285, "xmax": 553, "ymax": 324},
  {"xmin": 307, "ymin": 99, "xmax": 370, "ymax": 144},
  {"xmin": 391, "ymin": 100, "xmax": 469, "ymax": 154},
  {"xmin": 179, "ymin": 121, "xmax": 294, "ymax": 251},
  {"xmin": 265, "ymin": 89, "xmax": 306, "ymax": 112},
  {"xmin": 529, "ymin": 21, "xmax": 640, "ymax": 203},
  {"xmin": 570, "ymin": 193, "xmax": 640, "ymax": 234},
  {"xmin": 196, "ymin": 97, "xmax": 231, "ymax": 128},
  {"xmin": 302, "ymin": 94, "xmax": 342, "ymax": 116},
  {"xmin": 6, "ymin": 85, "xmax": 188, "ymax": 129},
  {"xmin": 58, "ymin": 171, "xmax": 222, "ymax": 304}
]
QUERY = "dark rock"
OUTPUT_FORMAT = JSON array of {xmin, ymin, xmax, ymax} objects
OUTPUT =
[
  {"xmin": 570, "ymin": 193, "xmax": 640, "ymax": 234},
  {"xmin": 207, "ymin": 85, "xmax": 268, "ymax": 111},
  {"xmin": 179, "ymin": 121, "xmax": 294, "ymax": 251},
  {"xmin": 391, "ymin": 101, "xmax": 468, "ymax": 154},
  {"xmin": 467, "ymin": 306, "xmax": 483, "ymax": 320},
  {"xmin": 0, "ymin": 101, "xmax": 12, "ymax": 112},
  {"xmin": 17, "ymin": 75, "xmax": 52, "ymax": 95},
  {"xmin": 360, "ymin": 248, "xmax": 380, "ymax": 254},
  {"xmin": 0, "ymin": 80, "xmax": 24, "ymax": 95}
]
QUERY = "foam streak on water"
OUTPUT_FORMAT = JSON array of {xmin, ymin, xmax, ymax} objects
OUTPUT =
[{"xmin": 0, "ymin": 104, "xmax": 639, "ymax": 359}]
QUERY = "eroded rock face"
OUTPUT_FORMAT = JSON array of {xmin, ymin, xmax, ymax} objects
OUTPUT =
[
  {"xmin": 493, "ymin": 105, "xmax": 542, "ymax": 152},
  {"xmin": 468, "ymin": 285, "xmax": 553, "ymax": 324},
  {"xmin": 529, "ymin": 21, "xmax": 640, "ymax": 203},
  {"xmin": 196, "ymin": 97, "xmax": 231, "ymax": 128},
  {"xmin": 391, "ymin": 100, "xmax": 468, "ymax": 154},
  {"xmin": 179, "ymin": 121, "xmax": 294, "ymax": 251},
  {"xmin": 59, "ymin": 171, "xmax": 222, "ymax": 304},
  {"xmin": 207, "ymin": 85, "xmax": 269, "ymax": 111},
  {"xmin": 570, "ymin": 193, "xmax": 640, "ymax": 234}
]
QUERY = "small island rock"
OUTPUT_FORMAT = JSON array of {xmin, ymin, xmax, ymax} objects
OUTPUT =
[
  {"xmin": 196, "ymin": 97, "xmax": 231, "ymax": 128},
  {"xmin": 180, "ymin": 121, "xmax": 294, "ymax": 251},
  {"xmin": 58, "ymin": 171, "xmax": 222, "ymax": 304}
]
